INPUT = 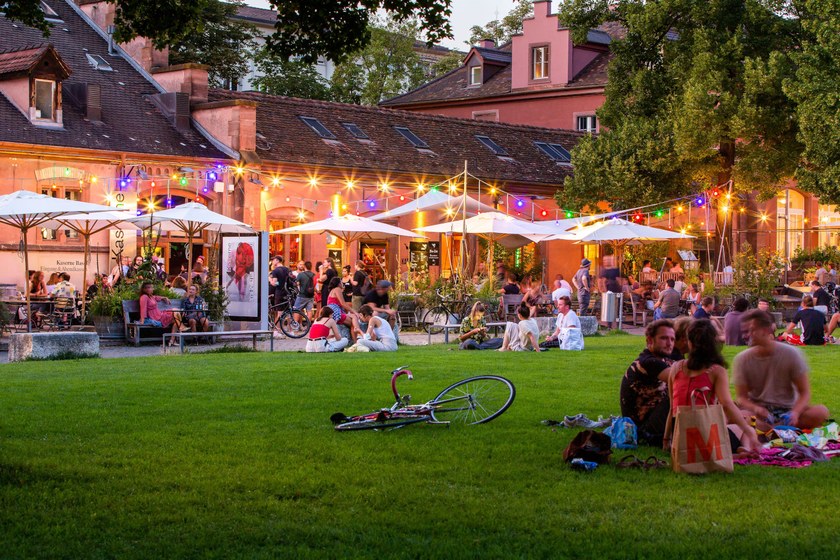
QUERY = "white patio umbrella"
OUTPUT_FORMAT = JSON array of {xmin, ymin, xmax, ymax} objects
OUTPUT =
[
  {"xmin": 368, "ymin": 189, "xmax": 496, "ymax": 221},
  {"xmin": 556, "ymin": 217, "xmax": 695, "ymax": 244},
  {"xmin": 417, "ymin": 211, "xmax": 565, "ymax": 248},
  {"xmin": 273, "ymin": 214, "xmax": 421, "ymax": 243},
  {"xmin": 132, "ymin": 202, "xmax": 255, "ymax": 285},
  {"xmin": 0, "ymin": 190, "xmax": 114, "ymax": 330},
  {"xmin": 41, "ymin": 210, "xmax": 138, "ymax": 321}
]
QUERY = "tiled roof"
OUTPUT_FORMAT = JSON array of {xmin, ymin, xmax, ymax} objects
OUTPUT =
[
  {"xmin": 381, "ymin": 41, "xmax": 609, "ymax": 108},
  {"xmin": 0, "ymin": 44, "xmax": 49, "ymax": 76},
  {"xmin": 473, "ymin": 46, "xmax": 512, "ymax": 65},
  {"xmin": 233, "ymin": 5, "xmax": 277, "ymax": 25},
  {"xmin": 0, "ymin": 1, "xmax": 225, "ymax": 159},
  {"xmin": 208, "ymin": 88, "xmax": 583, "ymax": 187}
]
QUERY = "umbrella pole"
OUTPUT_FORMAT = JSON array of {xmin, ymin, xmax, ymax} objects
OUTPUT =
[
  {"xmin": 23, "ymin": 228, "xmax": 31, "ymax": 333},
  {"xmin": 81, "ymin": 233, "xmax": 89, "ymax": 324},
  {"xmin": 186, "ymin": 225, "xmax": 194, "ymax": 287}
]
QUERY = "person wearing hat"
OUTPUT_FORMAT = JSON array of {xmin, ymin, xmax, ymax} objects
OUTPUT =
[
  {"xmin": 572, "ymin": 258, "xmax": 592, "ymax": 315},
  {"xmin": 361, "ymin": 279, "xmax": 397, "ymax": 327}
]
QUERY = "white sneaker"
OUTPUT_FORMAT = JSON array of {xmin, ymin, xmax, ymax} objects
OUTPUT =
[{"xmin": 273, "ymin": 331, "xmax": 285, "ymax": 339}]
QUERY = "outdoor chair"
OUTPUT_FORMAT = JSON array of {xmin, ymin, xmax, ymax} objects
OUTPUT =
[
  {"xmin": 501, "ymin": 294, "xmax": 523, "ymax": 321},
  {"xmin": 44, "ymin": 297, "xmax": 76, "ymax": 331}
]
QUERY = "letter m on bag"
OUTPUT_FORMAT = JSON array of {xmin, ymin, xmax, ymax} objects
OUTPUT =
[{"xmin": 685, "ymin": 426, "xmax": 723, "ymax": 463}]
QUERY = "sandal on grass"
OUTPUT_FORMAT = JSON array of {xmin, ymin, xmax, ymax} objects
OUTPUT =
[
  {"xmin": 615, "ymin": 455, "xmax": 644, "ymax": 469},
  {"xmin": 642, "ymin": 456, "xmax": 668, "ymax": 470}
]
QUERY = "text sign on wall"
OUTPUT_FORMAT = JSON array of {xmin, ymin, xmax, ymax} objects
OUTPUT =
[{"xmin": 428, "ymin": 242, "xmax": 440, "ymax": 267}]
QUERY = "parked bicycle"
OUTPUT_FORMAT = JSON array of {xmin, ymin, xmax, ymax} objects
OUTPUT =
[
  {"xmin": 421, "ymin": 289, "xmax": 471, "ymax": 334},
  {"xmin": 331, "ymin": 367, "xmax": 516, "ymax": 431},
  {"xmin": 268, "ymin": 287, "xmax": 311, "ymax": 338}
]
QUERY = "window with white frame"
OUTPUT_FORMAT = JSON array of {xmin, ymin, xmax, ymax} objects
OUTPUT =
[
  {"xmin": 39, "ymin": 187, "xmax": 80, "ymax": 240},
  {"xmin": 576, "ymin": 115, "xmax": 597, "ymax": 133},
  {"xmin": 469, "ymin": 65, "xmax": 482, "ymax": 86},
  {"xmin": 532, "ymin": 46, "xmax": 549, "ymax": 80},
  {"xmin": 34, "ymin": 79, "xmax": 56, "ymax": 121}
]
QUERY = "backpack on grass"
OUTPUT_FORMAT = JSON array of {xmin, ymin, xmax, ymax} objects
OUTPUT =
[{"xmin": 563, "ymin": 430, "xmax": 612, "ymax": 464}]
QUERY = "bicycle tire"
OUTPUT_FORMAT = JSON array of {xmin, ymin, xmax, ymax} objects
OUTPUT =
[
  {"xmin": 430, "ymin": 375, "xmax": 516, "ymax": 425},
  {"xmin": 422, "ymin": 306, "xmax": 453, "ymax": 335},
  {"xmin": 335, "ymin": 416, "xmax": 427, "ymax": 431},
  {"xmin": 279, "ymin": 309, "xmax": 311, "ymax": 338}
]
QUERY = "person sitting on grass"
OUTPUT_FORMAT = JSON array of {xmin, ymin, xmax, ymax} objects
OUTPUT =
[
  {"xmin": 693, "ymin": 296, "xmax": 714, "ymax": 320},
  {"xmin": 306, "ymin": 306, "xmax": 349, "ymax": 353},
  {"xmin": 826, "ymin": 311, "xmax": 840, "ymax": 342},
  {"xmin": 138, "ymin": 282, "xmax": 182, "ymax": 345},
  {"xmin": 540, "ymin": 296, "xmax": 582, "ymax": 350},
  {"xmin": 355, "ymin": 305, "xmax": 397, "ymax": 352},
  {"xmin": 723, "ymin": 297, "xmax": 750, "ymax": 346},
  {"xmin": 458, "ymin": 301, "xmax": 503, "ymax": 350},
  {"xmin": 620, "ymin": 319, "xmax": 681, "ymax": 446},
  {"xmin": 663, "ymin": 319, "xmax": 760, "ymax": 455},
  {"xmin": 326, "ymin": 277, "xmax": 360, "ymax": 343},
  {"xmin": 783, "ymin": 295, "xmax": 826, "ymax": 346},
  {"xmin": 735, "ymin": 309, "xmax": 830, "ymax": 431},
  {"xmin": 499, "ymin": 303, "xmax": 541, "ymax": 352},
  {"xmin": 182, "ymin": 284, "xmax": 209, "ymax": 334}
]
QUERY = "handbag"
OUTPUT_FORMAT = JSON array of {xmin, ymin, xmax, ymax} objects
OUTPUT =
[
  {"xmin": 563, "ymin": 430, "xmax": 612, "ymax": 464},
  {"xmin": 671, "ymin": 389, "xmax": 733, "ymax": 474}
]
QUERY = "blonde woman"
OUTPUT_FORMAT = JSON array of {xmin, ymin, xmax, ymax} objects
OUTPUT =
[{"xmin": 458, "ymin": 301, "xmax": 503, "ymax": 350}]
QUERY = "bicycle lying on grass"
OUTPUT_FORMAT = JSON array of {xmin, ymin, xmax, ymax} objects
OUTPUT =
[{"xmin": 330, "ymin": 367, "xmax": 516, "ymax": 431}]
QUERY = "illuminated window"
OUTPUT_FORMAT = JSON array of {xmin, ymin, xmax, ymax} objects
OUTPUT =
[{"xmin": 532, "ymin": 46, "xmax": 549, "ymax": 80}]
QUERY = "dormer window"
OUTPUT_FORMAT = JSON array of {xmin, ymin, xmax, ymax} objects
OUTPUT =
[
  {"xmin": 532, "ymin": 46, "xmax": 549, "ymax": 80},
  {"xmin": 469, "ymin": 65, "xmax": 482, "ymax": 86},
  {"xmin": 33, "ymin": 79, "xmax": 56, "ymax": 120}
]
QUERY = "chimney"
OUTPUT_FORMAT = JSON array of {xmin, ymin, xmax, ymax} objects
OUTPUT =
[
  {"xmin": 192, "ymin": 99, "xmax": 259, "ymax": 155},
  {"xmin": 148, "ymin": 92, "xmax": 191, "ymax": 133},
  {"xmin": 480, "ymin": 39, "xmax": 497, "ymax": 49},
  {"xmin": 79, "ymin": 1, "xmax": 169, "ymax": 70},
  {"xmin": 63, "ymin": 83, "xmax": 103, "ymax": 122},
  {"xmin": 151, "ymin": 64, "xmax": 209, "ymax": 105}
]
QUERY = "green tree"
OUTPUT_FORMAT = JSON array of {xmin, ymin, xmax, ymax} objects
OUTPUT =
[
  {"xmin": 252, "ymin": 52, "xmax": 333, "ymax": 101},
  {"xmin": 555, "ymin": 0, "xmax": 802, "ymax": 212},
  {"xmin": 330, "ymin": 18, "xmax": 427, "ymax": 105},
  {"xmin": 430, "ymin": 51, "xmax": 464, "ymax": 78},
  {"xmin": 168, "ymin": 0, "xmax": 258, "ymax": 89},
  {"xmin": 468, "ymin": 0, "xmax": 532, "ymax": 46},
  {"xmin": 4, "ymin": 0, "xmax": 452, "ymax": 64},
  {"xmin": 784, "ymin": 0, "xmax": 840, "ymax": 204}
]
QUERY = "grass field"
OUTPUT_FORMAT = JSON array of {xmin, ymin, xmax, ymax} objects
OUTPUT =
[{"xmin": 1, "ymin": 336, "xmax": 839, "ymax": 559}]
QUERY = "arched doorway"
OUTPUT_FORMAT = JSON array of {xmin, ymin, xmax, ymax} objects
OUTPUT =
[{"xmin": 266, "ymin": 207, "xmax": 313, "ymax": 264}]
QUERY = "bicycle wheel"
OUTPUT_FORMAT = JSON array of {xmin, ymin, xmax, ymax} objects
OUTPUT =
[
  {"xmin": 430, "ymin": 376, "xmax": 516, "ymax": 425},
  {"xmin": 279, "ymin": 308, "xmax": 311, "ymax": 338},
  {"xmin": 335, "ymin": 416, "xmax": 427, "ymax": 431},
  {"xmin": 422, "ymin": 306, "xmax": 453, "ymax": 334}
]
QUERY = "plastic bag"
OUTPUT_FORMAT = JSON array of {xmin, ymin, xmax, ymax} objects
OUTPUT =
[{"xmin": 603, "ymin": 417, "xmax": 638, "ymax": 450}]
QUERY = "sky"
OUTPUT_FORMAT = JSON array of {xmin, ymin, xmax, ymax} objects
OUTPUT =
[{"xmin": 244, "ymin": 0, "xmax": 515, "ymax": 50}]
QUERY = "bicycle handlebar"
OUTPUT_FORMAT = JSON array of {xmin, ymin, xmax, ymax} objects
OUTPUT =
[{"xmin": 390, "ymin": 367, "xmax": 413, "ymax": 401}]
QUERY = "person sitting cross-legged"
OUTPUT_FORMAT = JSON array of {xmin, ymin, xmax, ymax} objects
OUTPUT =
[
  {"xmin": 539, "ymin": 295, "xmax": 583, "ymax": 350},
  {"xmin": 784, "ymin": 295, "xmax": 826, "ymax": 346},
  {"xmin": 458, "ymin": 301, "xmax": 503, "ymax": 350},
  {"xmin": 355, "ymin": 305, "xmax": 398, "ymax": 352},
  {"xmin": 499, "ymin": 303, "xmax": 541, "ymax": 352},
  {"xmin": 735, "ymin": 309, "xmax": 830, "ymax": 431},
  {"xmin": 306, "ymin": 306, "xmax": 349, "ymax": 352}
]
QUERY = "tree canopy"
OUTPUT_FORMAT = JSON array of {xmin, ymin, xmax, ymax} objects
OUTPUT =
[
  {"xmin": 3, "ymin": 0, "xmax": 453, "ymax": 64},
  {"xmin": 555, "ymin": 0, "xmax": 805, "ymax": 212},
  {"xmin": 468, "ymin": 0, "xmax": 533, "ymax": 46}
]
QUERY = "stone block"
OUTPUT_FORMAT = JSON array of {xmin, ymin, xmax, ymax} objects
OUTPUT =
[
  {"xmin": 579, "ymin": 316, "xmax": 599, "ymax": 336},
  {"xmin": 8, "ymin": 332, "xmax": 100, "ymax": 362}
]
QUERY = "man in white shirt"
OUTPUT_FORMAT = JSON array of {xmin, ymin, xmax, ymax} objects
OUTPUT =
[
  {"xmin": 540, "ymin": 296, "xmax": 583, "ymax": 350},
  {"xmin": 551, "ymin": 278, "xmax": 572, "ymax": 304}
]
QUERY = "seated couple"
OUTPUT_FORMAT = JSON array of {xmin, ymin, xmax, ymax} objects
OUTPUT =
[
  {"xmin": 306, "ymin": 304, "xmax": 397, "ymax": 352},
  {"xmin": 457, "ymin": 301, "xmax": 540, "ymax": 351},
  {"xmin": 139, "ymin": 282, "xmax": 209, "ymax": 346},
  {"xmin": 622, "ymin": 314, "xmax": 829, "ymax": 452}
]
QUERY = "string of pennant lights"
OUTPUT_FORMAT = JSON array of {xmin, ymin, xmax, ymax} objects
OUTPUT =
[{"xmin": 12, "ymin": 163, "xmax": 815, "ymax": 235}]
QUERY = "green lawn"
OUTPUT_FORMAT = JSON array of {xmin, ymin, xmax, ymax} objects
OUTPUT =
[{"xmin": 1, "ymin": 337, "xmax": 838, "ymax": 558}]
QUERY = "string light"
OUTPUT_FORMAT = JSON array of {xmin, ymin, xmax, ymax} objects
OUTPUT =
[
  {"xmin": 208, "ymin": 171, "xmax": 218, "ymax": 181},
  {"xmin": 271, "ymin": 177, "xmax": 281, "ymax": 187},
  {"xmin": 346, "ymin": 180, "xmax": 355, "ymax": 189}
]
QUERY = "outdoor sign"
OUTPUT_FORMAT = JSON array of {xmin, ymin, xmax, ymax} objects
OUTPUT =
[
  {"xmin": 409, "ymin": 241, "xmax": 429, "ymax": 274},
  {"xmin": 220, "ymin": 233, "xmax": 261, "ymax": 322},
  {"xmin": 428, "ymin": 241, "xmax": 440, "ymax": 267}
]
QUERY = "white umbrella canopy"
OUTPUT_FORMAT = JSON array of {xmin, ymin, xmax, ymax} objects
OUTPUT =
[
  {"xmin": 0, "ymin": 190, "xmax": 115, "ymax": 330},
  {"xmin": 368, "ymin": 190, "xmax": 497, "ymax": 221},
  {"xmin": 41, "ymin": 210, "xmax": 139, "ymax": 321},
  {"xmin": 417, "ymin": 211, "xmax": 561, "ymax": 247},
  {"xmin": 555, "ymin": 217, "xmax": 695, "ymax": 243},
  {"xmin": 131, "ymin": 202, "xmax": 255, "ymax": 285},
  {"xmin": 273, "ymin": 214, "xmax": 421, "ymax": 243}
]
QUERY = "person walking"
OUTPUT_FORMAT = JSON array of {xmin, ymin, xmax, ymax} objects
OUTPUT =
[{"xmin": 572, "ymin": 258, "xmax": 592, "ymax": 315}]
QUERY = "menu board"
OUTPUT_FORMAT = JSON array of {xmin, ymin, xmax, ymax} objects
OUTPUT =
[{"xmin": 428, "ymin": 242, "xmax": 440, "ymax": 267}]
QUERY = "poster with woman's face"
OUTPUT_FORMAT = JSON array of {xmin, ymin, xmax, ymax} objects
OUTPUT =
[{"xmin": 221, "ymin": 234, "xmax": 259, "ymax": 320}]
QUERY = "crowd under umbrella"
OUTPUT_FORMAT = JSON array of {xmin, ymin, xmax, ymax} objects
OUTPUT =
[
  {"xmin": 132, "ymin": 202, "xmax": 255, "ymax": 286},
  {"xmin": 273, "ymin": 214, "xmax": 421, "ymax": 243},
  {"xmin": 0, "ymin": 190, "xmax": 114, "ymax": 331},
  {"xmin": 41, "ymin": 210, "xmax": 138, "ymax": 322}
]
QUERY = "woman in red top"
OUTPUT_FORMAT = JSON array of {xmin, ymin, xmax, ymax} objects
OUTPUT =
[
  {"xmin": 664, "ymin": 319, "xmax": 759, "ymax": 453},
  {"xmin": 138, "ymin": 282, "xmax": 183, "ymax": 345},
  {"xmin": 326, "ymin": 277, "xmax": 360, "ymax": 343},
  {"xmin": 305, "ymin": 307, "xmax": 349, "ymax": 352}
]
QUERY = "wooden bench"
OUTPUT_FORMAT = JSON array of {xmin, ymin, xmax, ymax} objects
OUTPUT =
[
  {"xmin": 162, "ymin": 329, "xmax": 274, "ymax": 354},
  {"xmin": 122, "ymin": 299, "xmax": 187, "ymax": 346}
]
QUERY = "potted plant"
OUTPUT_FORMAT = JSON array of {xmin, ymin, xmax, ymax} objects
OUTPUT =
[{"xmin": 88, "ymin": 285, "xmax": 128, "ymax": 339}]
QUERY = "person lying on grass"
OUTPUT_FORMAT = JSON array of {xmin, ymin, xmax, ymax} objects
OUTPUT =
[
  {"xmin": 663, "ymin": 319, "xmax": 760, "ymax": 454},
  {"xmin": 734, "ymin": 309, "xmax": 830, "ymax": 431}
]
